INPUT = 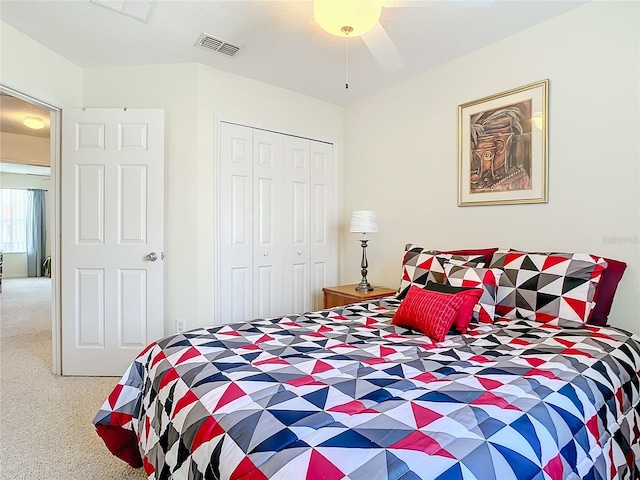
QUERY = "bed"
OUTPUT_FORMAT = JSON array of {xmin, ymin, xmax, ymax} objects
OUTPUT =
[{"xmin": 94, "ymin": 247, "xmax": 640, "ymax": 480}]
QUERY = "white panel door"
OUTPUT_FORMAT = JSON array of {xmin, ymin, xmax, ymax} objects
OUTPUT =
[
  {"xmin": 252, "ymin": 129, "xmax": 284, "ymax": 318},
  {"xmin": 61, "ymin": 108, "xmax": 164, "ymax": 376},
  {"xmin": 282, "ymin": 136, "xmax": 311, "ymax": 315},
  {"xmin": 310, "ymin": 141, "xmax": 337, "ymax": 310},
  {"xmin": 219, "ymin": 123, "xmax": 253, "ymax": 323}
]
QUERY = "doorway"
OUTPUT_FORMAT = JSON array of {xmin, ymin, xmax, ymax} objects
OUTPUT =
[{"xmin": 0, "ymin": 85, "xmax": 61, "ymax": 374}]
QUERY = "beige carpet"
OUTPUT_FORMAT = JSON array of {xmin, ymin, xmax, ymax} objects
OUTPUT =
[{"xmin": 0, "ymin": 277, "xmax": 146, "ymax": 479}]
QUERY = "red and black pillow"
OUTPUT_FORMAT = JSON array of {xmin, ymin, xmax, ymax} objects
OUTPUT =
[
  {"xmin": 397, "ymin": 244, "xmax": 485, "ymax": 300},
  {"xmin": 392, "ymin": 285, "xmax": 482, "ymax": 341},
  {"xmin": 489, "ymin": 250, "xmax": 608, "ymax": 328},
  {"xmin": 439, "ymin": 248, "xmax": 498, "ymax": 268},
  {"xmin": 444, "ymin": 264, "xmax": 503, "ymax": 325}
]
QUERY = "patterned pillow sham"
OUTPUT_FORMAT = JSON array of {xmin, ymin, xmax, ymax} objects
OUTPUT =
[
  {"xmin": 397, "ymin": 244, "xmax": 485, "ymax": 300},
  {"xmin": 439, "ymin": 248, "xmax": 499, "ymax": 268},
  {"xmin": 444, "ymin": 264, "xmax": 503, "ymax": 324},
  {"xmin": 489, "ymin": 249, "xmax": 608, "ymax": 328}
]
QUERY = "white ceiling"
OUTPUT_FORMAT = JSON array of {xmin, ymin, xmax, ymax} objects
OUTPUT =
[
  {"xmin": 0, "ymin": 0, "xmax": 585, "ymax": 106},
  {"xmin": 0, "ymin": 93, "xmax": 51, "ymax": 138}
]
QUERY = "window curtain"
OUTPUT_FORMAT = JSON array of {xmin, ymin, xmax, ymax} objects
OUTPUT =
[{"xmin": 26, "ymin": 189, "xmax": 46, "ymax": 277}]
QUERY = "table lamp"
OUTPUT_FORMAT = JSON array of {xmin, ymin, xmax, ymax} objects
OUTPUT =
[{"xmin": 349, "ymin": 210, "xmax": 378, "ymax": 292}]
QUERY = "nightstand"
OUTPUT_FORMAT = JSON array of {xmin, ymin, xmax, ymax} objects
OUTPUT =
[{"xmin": 322, "ymin": 284, "xmax": 397, "ymax": 309}]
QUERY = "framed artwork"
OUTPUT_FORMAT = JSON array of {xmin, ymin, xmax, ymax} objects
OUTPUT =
[{"xmin": 458, "ymin": 79, "xmax": 548, "ymax": 206}]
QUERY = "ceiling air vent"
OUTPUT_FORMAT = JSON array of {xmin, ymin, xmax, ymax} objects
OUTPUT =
[{"xmin": 196, "ymin": 33, "xmax": 241, "ymax": 57}]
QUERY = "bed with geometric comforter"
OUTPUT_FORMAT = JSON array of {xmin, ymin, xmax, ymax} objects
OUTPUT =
[{"xmin": 94, "ymin": 298, "xmax": 640, "ymax": 480}]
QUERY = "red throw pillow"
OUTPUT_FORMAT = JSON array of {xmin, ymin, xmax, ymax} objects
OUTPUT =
[
  {"xmin": 425, "ymin": 282, "xmax": 483, "ymax": 333},
  {"xmin": 392, "ymin": 286, "xmax": 466, "ymax": 342},
  {"xmin": 451, "ymin": 289, "xmax": 482, "ymax": 333}
]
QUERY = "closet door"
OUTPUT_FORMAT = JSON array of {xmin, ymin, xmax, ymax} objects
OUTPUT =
[
  {"xmin": 252, "ymin": 130, "xmax": 284, "ymax": 318},
  {"xmin": 219, "ymin": 123, "xmax": 253, "ymax": 323},
  {"xmin": 217, "ymin": 122, "xmax": 336, "ymax": 324},
  {"xmin": 282, "ymin": 136, "xmax": 311, "ymax": 315},
  {"xmin": 310, "ymin": 141, "xmax": 337, "ymax": 310}
]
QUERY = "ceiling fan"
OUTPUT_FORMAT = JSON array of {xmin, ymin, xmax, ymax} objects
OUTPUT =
[
  {"xmin": 312, "ymin": 0, "xmax": 493, "ymax": 77},
  {"xmin": 313, "ymin": 0, "xmax": 402, "ymax": 77}
]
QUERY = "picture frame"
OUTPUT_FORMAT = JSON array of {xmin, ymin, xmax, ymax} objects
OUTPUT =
[{"xmin": 458, "ymin": 79, "xmax": 548, "ymax": 206}]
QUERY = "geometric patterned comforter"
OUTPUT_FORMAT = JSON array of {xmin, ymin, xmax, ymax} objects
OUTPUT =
[{"xmin": 94, "ymin": 299, "xmax": 640, "ymax": 480}]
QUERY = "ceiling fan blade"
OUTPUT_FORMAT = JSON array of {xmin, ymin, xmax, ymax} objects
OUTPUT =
[{"xmin": 361, "ymin": 22, "xmax": 405, "ymax": 73}]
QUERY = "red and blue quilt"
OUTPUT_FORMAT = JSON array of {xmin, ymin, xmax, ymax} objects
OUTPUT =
[{"xmin": 94, "ymin": 300, "xmax": 640, "ymax": 480}]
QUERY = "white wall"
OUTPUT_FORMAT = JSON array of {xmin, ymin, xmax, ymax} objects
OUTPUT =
[
  {"xmin": 195, "ymin": 64, "xmax": 344, "ymax": 327},
  {"xmin": 83, "ymin": 63, "xmax": 344, "ymax": 334},
  {"xmin": 342, "ymin": 1, "xmax": 640, "ymax": 334},
  {"xmin": 0, "ymin": 132, "xmax": 49, "ymax": 165},
  {"xmin": 0, "ymin": 21, "xmax": 82, "ymax": 108},
  {"xmin": 0, "ymin": 173, "xmax": 53, "ymax": 278}
]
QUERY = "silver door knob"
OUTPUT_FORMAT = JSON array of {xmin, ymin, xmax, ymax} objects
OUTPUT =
[
  {"xmin": 297, "ymin": 250, "xmax": 302, "ymax": 256},
  {"xmin": 145, "ymin": 252, "xmax": 158, "ymax": 262},
  {"xmin": 263, "ymin": 251, "xmax": 268, "ymax": 256}
]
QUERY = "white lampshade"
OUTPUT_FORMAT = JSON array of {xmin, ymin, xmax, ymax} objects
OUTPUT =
[{"xmin": 350, "ymin": 210, "xmax": 378, "ymax": 234}]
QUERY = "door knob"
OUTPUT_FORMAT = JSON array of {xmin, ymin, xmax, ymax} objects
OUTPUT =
[
  {"xmin": 145, "ymin": 252, "xmax": 158, "ymax": 262},
  {"xmin": 297, "ymin": 251, "xmax": 302, "ymax": 256},
  {"xmin": 263, "ymin": 251, "xmax": 268, "ymax": 256}
]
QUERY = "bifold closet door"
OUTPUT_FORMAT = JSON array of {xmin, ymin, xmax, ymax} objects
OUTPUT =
[
  {"xmin": 282, "ymin": 136, "xmax": 311, "ymax": 315},
  {"xmin": 219, "ymin": 124, "xmax": 289, "ymax": 321},
  {"xmin": 281, "ymin": 138, "xmax": 336, "ymax": 313},
  {"xmin": 252, "ymin": 130, "xmax": 285, "ymax": 318},
  {"xmin": 218, "ymin": 123, "xmax": 253, "ymax": 323},
  {"xmin": 309, "ymin": 141, "xmax": 337, "ymax": 311}
]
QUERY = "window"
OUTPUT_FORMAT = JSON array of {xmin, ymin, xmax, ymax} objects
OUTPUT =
[{"xmin": 0, "ymin": 189, "xmax": 28, "ymax": 253}]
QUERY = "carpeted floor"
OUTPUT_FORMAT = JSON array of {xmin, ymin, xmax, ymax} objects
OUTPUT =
[{"xmin": 0, "ymin": 277, "xmax": 146, "ymax": 479}]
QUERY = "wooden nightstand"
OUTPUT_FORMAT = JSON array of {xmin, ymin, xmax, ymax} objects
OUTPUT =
[{"xmin": 322, "ymin": 284, "xmax": 397, "ymax": 308}]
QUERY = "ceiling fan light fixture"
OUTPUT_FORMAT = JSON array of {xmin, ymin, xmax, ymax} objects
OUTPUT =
[
  {"xmin": 313, "ymin": 0, "xmax": 382, "ymax": 37},
  {"xmin": 23, "ymin": 116, "xmax": 45, "ymax": 130}
]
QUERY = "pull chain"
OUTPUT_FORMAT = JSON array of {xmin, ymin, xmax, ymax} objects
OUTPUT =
[
  {"xmin": 341, "ymin": 26, "xmax": 353, "ymax": 90},
  {"xmin": 345, "ymin": 35, "xmax": 349, "ymax": 89}
]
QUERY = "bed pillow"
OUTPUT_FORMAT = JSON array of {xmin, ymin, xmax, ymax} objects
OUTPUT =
[
  {"xmin": 588, "ymin": 256, "xmax": 627, "ymax": 326},
  {"xmin": 397, "ymin": 244, "xmax": 485, "ymax": 299},
  {"xmin": 440, "ymin": 248, "xmax": 499, "ymax": 268},
  {"xmin": 444, "ymin": 264, "xmax": 503, "ymax": 324},
  {"xmin": 489, "ymin": 250, "xmax": 608, "ymax": 328},
  {"xmin": 425, "ymin": 281, "xmax": 483, "ymax": 334},
  {"xmin": 392, "ymin": 286, "xmax": 466, "ymax": 342}
]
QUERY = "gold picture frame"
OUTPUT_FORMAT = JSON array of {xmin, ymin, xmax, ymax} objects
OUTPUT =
[{"xmin": 458, "ymin": 79, "xmax": 548, "ymax": 206}]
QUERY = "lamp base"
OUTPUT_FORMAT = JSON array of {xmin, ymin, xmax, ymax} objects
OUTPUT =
[{"xmin": 355, "ymin": 280, "xmax": 373, "ymax": 292}]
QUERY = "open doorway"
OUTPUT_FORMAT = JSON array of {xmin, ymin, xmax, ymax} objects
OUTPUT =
[{"xmin": 0, "ymin": 86, "xmax": 61, "ymax": 374}]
